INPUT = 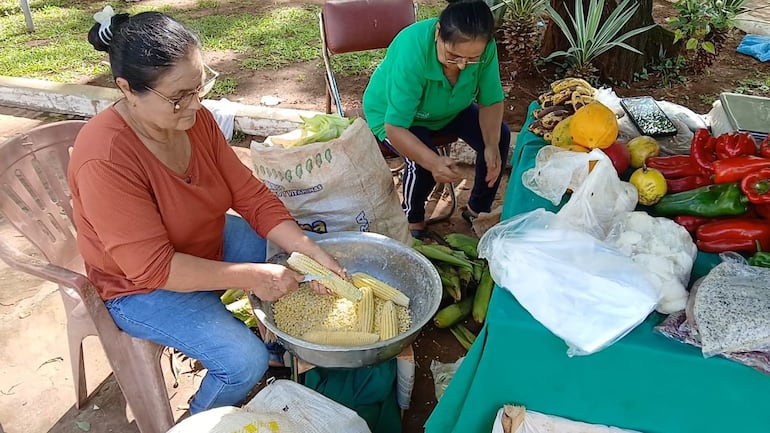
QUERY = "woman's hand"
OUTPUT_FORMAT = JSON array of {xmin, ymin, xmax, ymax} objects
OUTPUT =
[
  {"xmin": 248, "ymin": 263, "xmax": 303, "ymax": 301},
  {"xmin": 483, "ymin": 145, "xmax": 502, "ymax": 187},
  {"xmin": 305, "ymin": 250, "xmax": 347, "ymax": 296},
  {"xmin": 431, "ymin": 155, "xmax": 464, "ymax": 184}
]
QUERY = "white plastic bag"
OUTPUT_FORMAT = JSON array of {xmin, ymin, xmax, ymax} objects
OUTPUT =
[
  {"xmin": 604, "ymin": 211, "xmax": 697, "ymax": 314},
  {"xmin": 166, "ymin": 406, "xmax": 304, "ymax": 433},
  {"xmin": 201, "ymin": 98, "xmax": 237, "ymax": 142},
  {"xmin": 478, "ymin": 209, "xmax": 659, "ymax": 355},
  {"xmin": 245, "ymin": 379, "xmax": 372, "ymax": 433},
  {"xmin": 251, "ymin": 118, "xmax": 411, "ymax": 245},
  {"xmin": 521, "ymin": 146, "xmax": 593, "ymax": 206},
  {"xmin": 523, "ymin": 148, "xmax": 637, "ymax": 238},
  {"xmin": 491, "ymin": 405, "xmax": 642, "ymax": 433},
  {"xmin": 430, "ymin": 357, "xmax": 464, "ymax": 401}
]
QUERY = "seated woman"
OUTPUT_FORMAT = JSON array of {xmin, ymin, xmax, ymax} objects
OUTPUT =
[
  {"xmin": 363, "ymin": 0, "xmax": 511, "ymax": 238},
  {"xmin": 69, "ymin": 9, "xmax": 344, "ymax": 413}
]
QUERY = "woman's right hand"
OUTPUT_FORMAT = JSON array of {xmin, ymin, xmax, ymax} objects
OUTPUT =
[
  {"xmin": 431, "ymin": 155, "xmax": 464, "ymax": 184},
  {"xmin": 248, "ymin": 263, "xmax": 304, "ymax": 301}
]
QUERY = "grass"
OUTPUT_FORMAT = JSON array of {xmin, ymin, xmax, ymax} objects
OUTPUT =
[{"xmin": 0, "ymin": 0, "xmax": 444, "ymax": 83}]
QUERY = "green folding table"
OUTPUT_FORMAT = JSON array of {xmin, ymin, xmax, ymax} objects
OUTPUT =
[{"xmin": 425, "ymin": 101, "xmax": 770, "ymax": 433}]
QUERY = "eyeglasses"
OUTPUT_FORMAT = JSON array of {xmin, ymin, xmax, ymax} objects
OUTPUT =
[
  {"xmin": 441, "ymin": 40, "xmax": 482, "ymax": 66},
  {"xmin": 145, "ymin": 64, "xmax": 219, "ymax": 113}
]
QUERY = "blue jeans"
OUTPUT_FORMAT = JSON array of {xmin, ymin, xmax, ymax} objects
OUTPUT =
[{"xmin": 105, "ymin": 215, "xmax": 268, "ymax": 414}]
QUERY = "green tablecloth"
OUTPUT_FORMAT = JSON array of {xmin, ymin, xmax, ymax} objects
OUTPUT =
[{"xmin": 425, "ymin": 101, "xmax": 770, "ymax": 433}]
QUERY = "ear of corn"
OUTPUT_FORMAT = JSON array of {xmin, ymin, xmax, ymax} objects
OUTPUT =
[
  {"xmin": 358, "ymin": 286, "xmax": 375, "ymax": 333},
  {"xmin": 434, "ymin": 298, "xmax": 473, "ymax": 328},
  {"xmin": 379, "ymin": 300, "xmax": 399, "ymax": 341},
  {"xmin": 302, "ymin": 330, "xmax": 379, "ymax": 346},
  {"xmin": 287, "ymin": 252, "xmax": 362, "ymax": 302},
  {"xmin": 351, "ymin": 272, "xmax": 410, "ymax": 307}
]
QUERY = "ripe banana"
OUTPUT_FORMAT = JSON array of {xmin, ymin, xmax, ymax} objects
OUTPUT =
[
  {"xmin": 539, "ymin": 109, "xmax": 571, "ymax": 129},
  {"xmin": 550, "ymin": 88, "xmax": 574, "ymax": 106},
  {"xmin": 538, "ymin": 90, "xmax": 555, "ymax": 107},
  {"xmin": 570, "ymin": 92, "xmax": 596, "ymax": 110},
  {"xmin": 533, "ymin": 104, "xmax": 571, "ymax": 120},
  {"xmin": 528, "ymin": 120, "xmax": 548, "ymax": 136},
  {"xmin": 551, "ymin": 77, "xmax": 594, "ymax": 94}
]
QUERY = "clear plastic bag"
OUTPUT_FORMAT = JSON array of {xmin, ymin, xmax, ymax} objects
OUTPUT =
[
  {"xmin": 521, "ymin": 146, "xmax": 593, "ymax": 206},
  {"xmin": 478, "ymin": 209, "xmax": 660, "ymax": 356},
  {"xmin": 655, "ymin": 311, "xmax": 770, "ymax": 376},
  {"xmin": 693, "ymin": 254, "xmax": 770, "ymax": 357},
  {"xmin": 430, "ymin": 357, "xmax": 464, "ymax": 401},
  {"xmin": 604, "ymin": 211, "xmax": 697, "ymax": 314},
  {"xmin": 523, "ymin": 148, "xmax": 638, "ymax": 239},
  {"xmin": 551, "ymin": 150, "xmax": 638, "ymax": 240}
]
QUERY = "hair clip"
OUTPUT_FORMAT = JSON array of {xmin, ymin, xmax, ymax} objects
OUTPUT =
[{"xmin": 93, "ymin": 5, "xmax": 116, "ymax": 45}]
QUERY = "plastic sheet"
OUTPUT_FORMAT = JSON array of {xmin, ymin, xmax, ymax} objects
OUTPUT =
[{"xmin": 737, "ymin": 34, "xmax": 770, "ymax": 62}]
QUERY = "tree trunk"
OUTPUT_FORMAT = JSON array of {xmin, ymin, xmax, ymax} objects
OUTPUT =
[{"xmin": 541, "ymin": 0, "xmax": 677, "ymax": 83}]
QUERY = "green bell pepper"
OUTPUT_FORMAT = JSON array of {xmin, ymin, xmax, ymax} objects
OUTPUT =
[
  {"xmin": 653, "ymin": 182, "xmax": 749, "ymax": 218},
  {"xmin": 748, "ymin": 241, "xmax": 770, "ymax": 268}
]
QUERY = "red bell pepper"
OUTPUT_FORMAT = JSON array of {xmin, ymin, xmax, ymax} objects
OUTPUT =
[
  {"xmin": 645, "ymin": 155, "xmax": 703, "ymax": 178},
  {"xmin": 760, "ymin": 134, "xmax": 770, "ymax": 159},
  {"xmin": 714, "ymin": 132, "xmax": 757, "ymax": 160},
  {"xmin": 695, "ymin": 218, "xmax": 770, "ymax": 253},
  {"xmin": 673, "ymin": 215, "xmax": 719, "ymax": 234},
  {"xmin": 665, "ymin": 175, "xmax": 712, "ymax": 193},
  {"xmin": 690, "ymin": 129, "xmax": 716, "ymax": 175},
  {"xmin": 741, "ymin": 168, "xmax": 770, "ymax": 204},
  {"xmin": 712, "ymin": 155, "xmax": 770, "ymax": 184}
]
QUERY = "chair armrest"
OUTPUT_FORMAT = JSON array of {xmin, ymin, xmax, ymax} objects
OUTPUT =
[{"xmin": 0, "ymin": 239, "xmax": 88, "ymax": 288}]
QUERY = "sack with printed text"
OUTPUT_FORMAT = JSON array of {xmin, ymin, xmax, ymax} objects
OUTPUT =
[{"xmin": 250, "ymin": 117, "xmax": 410, "ymax": 244}]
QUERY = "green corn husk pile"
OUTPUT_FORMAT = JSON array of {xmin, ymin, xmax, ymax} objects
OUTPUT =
[{"xmin": 413, "ymin": 233, "xmax": 495, "ymax": 352}]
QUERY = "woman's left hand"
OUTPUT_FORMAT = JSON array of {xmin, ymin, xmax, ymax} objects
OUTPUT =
[{"xmin": 483, "ymin": 145, "xmax": 502, "ymax": 187}]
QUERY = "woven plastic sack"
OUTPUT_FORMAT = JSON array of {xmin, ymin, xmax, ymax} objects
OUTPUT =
[{"xmin": 251, "ymin": 118, "xmax": 410, "ymax": 245}]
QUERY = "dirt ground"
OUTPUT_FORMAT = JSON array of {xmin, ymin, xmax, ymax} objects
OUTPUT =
[{"xmin": 2, "ymin": 0, "xmax": 769, "ymax": 431}]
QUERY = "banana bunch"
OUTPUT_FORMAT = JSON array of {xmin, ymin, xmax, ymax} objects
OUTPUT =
[{"xmin": 529, "ymin": 78, "xmax": 598, "ymax": 140}]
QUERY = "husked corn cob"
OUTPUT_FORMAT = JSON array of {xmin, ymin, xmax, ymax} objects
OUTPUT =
[
  {"xmin": 351, "ymin": 272, "xmax": 410, "ymax": 307},
  {"xmin": 379, "ymin": 300, "xmax": 399, "ymax": 341},
  {"xmin": 302, "ymin": 330, "xmax": 379, "ymax": 346},
  {"xmin": 287, "ymin": 252, "xmax": 362, "ymax": 302},
  {"xmin": 358, "ymin": 286, "xmax": 374, "ymax": 333}
]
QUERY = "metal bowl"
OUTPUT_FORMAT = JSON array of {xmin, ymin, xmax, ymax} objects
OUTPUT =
[{"xmin": 251, "ymin": 231, "xmax": 441, "ymax": 368}]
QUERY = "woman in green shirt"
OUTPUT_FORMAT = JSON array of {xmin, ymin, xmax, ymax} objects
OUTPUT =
[{"xmin": 363, "ymin": 0, "xmax": 510, "ymax": 238}]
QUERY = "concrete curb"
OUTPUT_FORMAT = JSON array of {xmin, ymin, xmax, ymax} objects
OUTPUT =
[{"xmin": 0, "ymin": 76, "xmax": 319, "ymax": 136}]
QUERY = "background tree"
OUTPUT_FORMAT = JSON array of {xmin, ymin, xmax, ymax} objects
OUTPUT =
[{"xmin": 541, "ymin": 0, "xmax": 677, "ymax": 83}]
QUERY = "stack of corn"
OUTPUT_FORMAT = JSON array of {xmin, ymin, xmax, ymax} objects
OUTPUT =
[
  {"xmin": 412, "ymin": 234, "xmax": 494, "ymax": 352},
  {"xmin": 274, "ymin": 253, "xmax": 412, "ymax": 346}
]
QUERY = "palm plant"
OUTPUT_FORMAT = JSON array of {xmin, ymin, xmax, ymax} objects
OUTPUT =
[
  {"xmin": 492, "ymin": 0, "xmax": 549, "ymax": 75},
  {"xmin": 544, "ymin": 0, "xmax": 656, "ymax": 78}
]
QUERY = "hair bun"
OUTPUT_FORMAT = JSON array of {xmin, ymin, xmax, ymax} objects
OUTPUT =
[{"xmin": 87, "ymin": 7, "xmax": 130, "ymax": 52}]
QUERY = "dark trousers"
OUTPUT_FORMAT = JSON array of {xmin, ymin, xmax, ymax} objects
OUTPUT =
[{"xmin": 385, "ymin": 104, "xmax": 511, "ymax": 223}]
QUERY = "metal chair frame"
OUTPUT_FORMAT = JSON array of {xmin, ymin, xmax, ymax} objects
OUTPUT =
[{"xmin": 319, "ymin": 0, "xmax": 456, "ymax": 224}]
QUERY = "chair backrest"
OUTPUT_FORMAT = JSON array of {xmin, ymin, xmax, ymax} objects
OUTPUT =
[
  {"xmin": 320, "ymin": 0, "xmax": 416, "ymax": 115},
  {"xmin": 0, "ymin": 120, "xmax": 86, "ymax": 268},
  {"xmin": 321, "ymin": 0, "xmax": 417, "ymax": 55}
]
